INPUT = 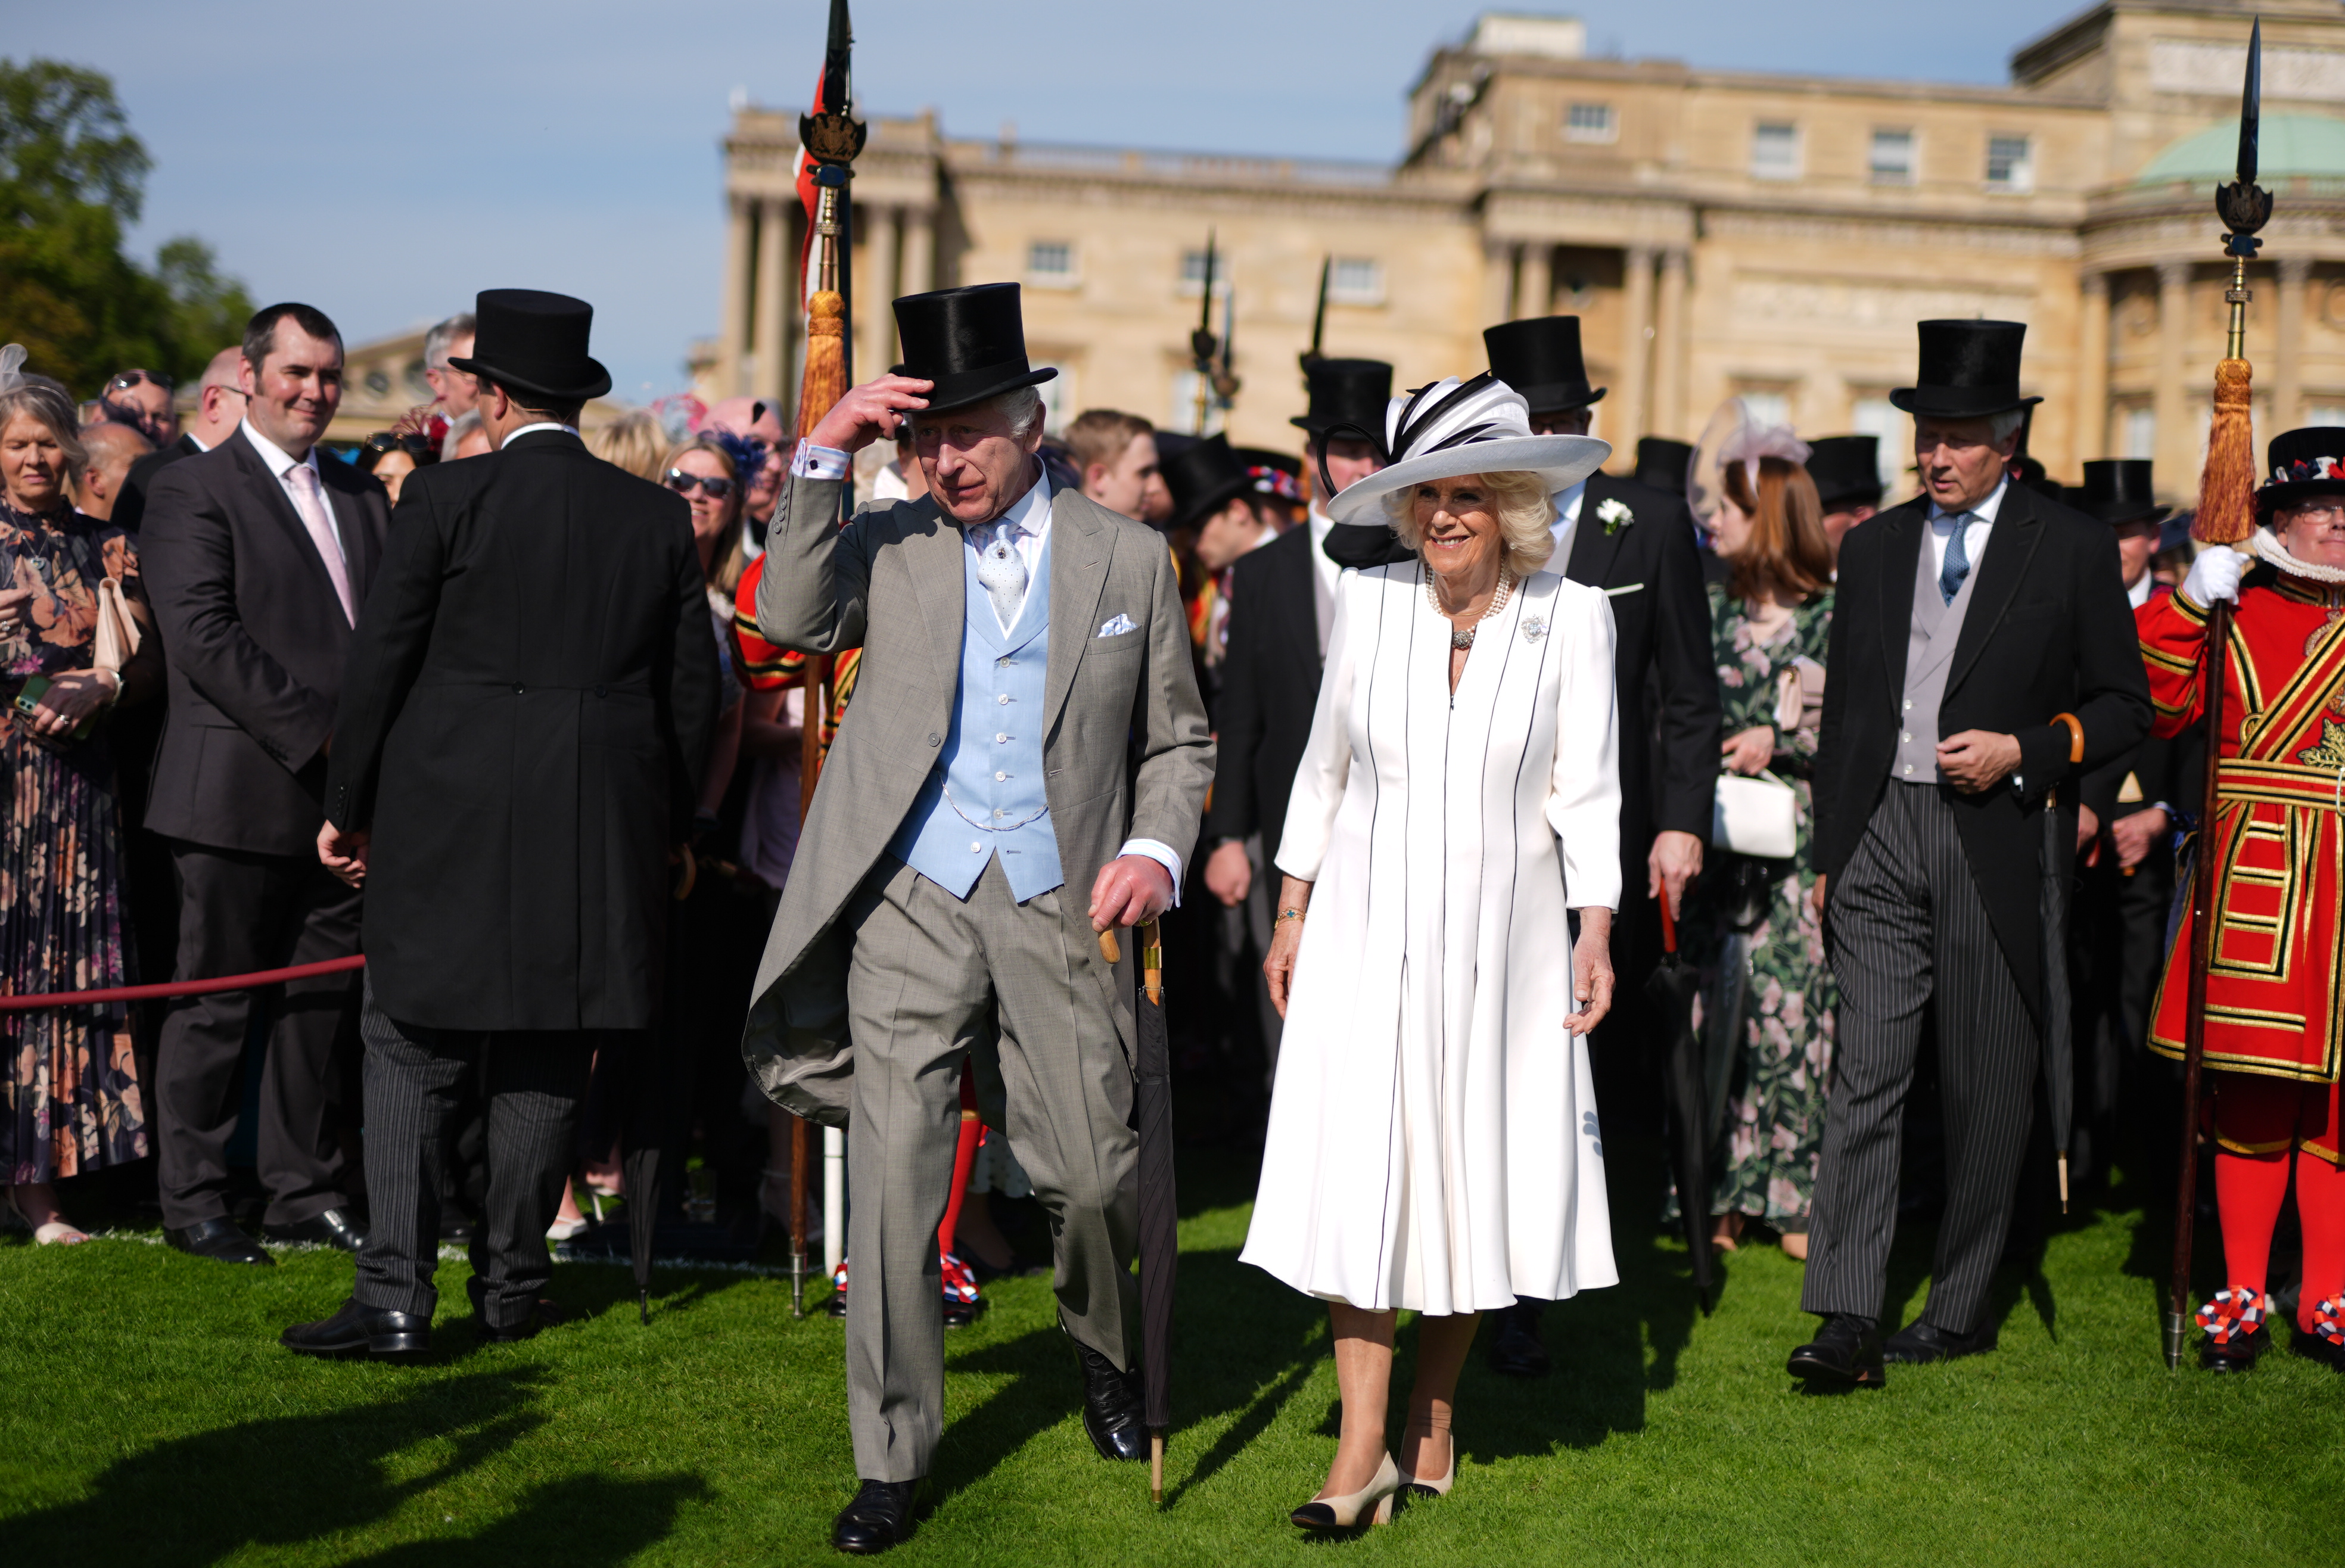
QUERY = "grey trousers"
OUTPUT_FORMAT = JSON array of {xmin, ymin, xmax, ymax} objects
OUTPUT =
[
  {"xmin": 1803, "ymin": 783, "xmax": 2039, "ymax": 1335},
  {"xmin": 351, "ymin": 978, "xmax": 601, "ymax": 1327},
  {"xmin": 844, "ymin": 855, "xmax": 1140, "ymax": 1482}
]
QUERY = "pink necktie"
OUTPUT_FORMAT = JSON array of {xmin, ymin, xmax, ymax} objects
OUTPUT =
[{"xmin": 288, "ymin": 463, "xmax": 356, "ymax": 625}]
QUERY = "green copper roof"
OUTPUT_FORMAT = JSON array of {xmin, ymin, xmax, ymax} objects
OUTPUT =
[{"xmin": 2137, "ymin": 113, "xmax": 2345, "ymax": 185}]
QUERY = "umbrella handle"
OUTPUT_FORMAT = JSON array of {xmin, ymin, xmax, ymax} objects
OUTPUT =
[
  {"xmin": 1098, "ymin": 928, "xmax": 1120, "ymax": 965},
  {"xmin": 1659, "ymin": 886, "xmax": 1679, "ymax": 956}
]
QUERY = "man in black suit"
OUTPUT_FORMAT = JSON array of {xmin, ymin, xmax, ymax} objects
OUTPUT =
[
  {"xmin": 1324, "ymin": 318, "xmax": 1720, "ymax": 1376},
  {"xmin": 141, "ymin": 304, "xmax": 390, "ymax": 1267},
  {"xmin": 281, "ymin": 290, "xmax": 720, "ymax": 1359},
  {"xmin": 111, "ymin": 347, "xmax": 249, "ymax": 533},
  {"xmin": 1789, "ymin": 322, "xmax": 2150, "ymax": 1386}
]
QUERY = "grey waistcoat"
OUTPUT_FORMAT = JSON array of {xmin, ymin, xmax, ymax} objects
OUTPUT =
[{"xmin": 1894, "ymin": 519, "xmax": 1983, "ymax": 786}]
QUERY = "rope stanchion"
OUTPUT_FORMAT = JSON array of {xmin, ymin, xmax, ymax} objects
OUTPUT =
[{"xmin": 0, "ymin": 954, "xmax": 366, "ymax": 1013}]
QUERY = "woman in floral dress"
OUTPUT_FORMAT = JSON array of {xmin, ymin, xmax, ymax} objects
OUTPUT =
[
  {"xmin": 1, "ymin": 363, "xmax": 161, "ymax": 1242},
  {"xmin": 1684, "ymin": 431, "xmax": 1837, "ymax": 1260}
]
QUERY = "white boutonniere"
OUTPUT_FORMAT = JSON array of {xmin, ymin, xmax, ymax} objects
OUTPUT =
[{"xmin": 1597, "ymin": 497, "xmax": 1634, "ymax": 536}]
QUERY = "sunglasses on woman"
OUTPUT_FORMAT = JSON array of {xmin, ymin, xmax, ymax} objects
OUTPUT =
[
  {"xmin": 665, "ymin": 470, "xmax": 735, "ymax": 499},
  {"xmin": 107, "ymin": 369, "xmax": 176, "ymax": 393}
]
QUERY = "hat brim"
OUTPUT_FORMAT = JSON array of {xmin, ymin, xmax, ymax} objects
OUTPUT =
[
  {"xmin": 2086, "ymin": 502, "xmax": 2173, "ymax": 528},
  {"xmin": 1887, "ymin": 388, "xmax": 2042, "ymax": 419},
  {"xmin": 1514, "ymin": 382, "xmax": 1607, "ymax": 415},
  {"xmin": 2255, "ymin": 477, "xmax": 2345, "ymax": 512},
  {"xmin": 1815, "ymin": 483, "xmax": 1887, "ymax": 511},
  {"xmin": 1170, "ymin": 474, "xmax": 1255, "ymax": 533},
  {"xmin": 1326, "ymin": 435, "xmax": 1612, "ymax": 527},
  {"xmin": 1291, "ymin": 413, "xmax": 1382, "ymax": 434},
  {"xmin": 913, "ymin": 365, "xmax": 1057, "ymax": 417},
  {"xmin": 448, "ymin": 355, "xmax": 612, "ymax": 402}
]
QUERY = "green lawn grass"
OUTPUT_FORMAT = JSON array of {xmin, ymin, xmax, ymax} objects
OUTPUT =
[{"xmin": 4, "ymin": 1143, "xmax": 2340, "ymax": 1566}]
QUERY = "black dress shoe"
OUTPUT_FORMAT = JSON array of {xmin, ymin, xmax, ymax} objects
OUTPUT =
[
  {"xmin": 2201, "ymin": 1323, "xmax": 2271, "ymax": 1373},
  {"xmin": 476, "ymin": 1298, "xmax": 574, "ymax": 1345},
  {"xmin": 280, "ymin": 1297, "xmax": 431, "ymax": 1360},
  {"xmin": 1075, "ymin": 1342, "xmax": 1148, "ymax": 1462},
  {"xmin": 2289, "ymin": 1327, "xmax": 2345, "ymax": 1373},
  {"xmin": 263, "ymin": 1207, "xmax": 368, "ymax": 1252},
  {"xmin": 831, "ymin": 1479, "xmax": 918, "ymax": 1554},
  {"xmin": 1787, "ymin": 1314, "xmax": 1885, "ymax": 1387},
  {"xmin": 1883, "ymin": 1318, "xmax": 1998, "ymax": 1365},
  {"xmin": 165, "ymin": 1217, "xmax": 274, "ymax": 1266},
  {"xmin": 1485, "ymin": 1301, "xmax": 1550, "ymax": 1378}
]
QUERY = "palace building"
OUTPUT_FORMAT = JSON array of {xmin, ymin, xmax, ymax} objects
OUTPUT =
[{"xmin": 711, "ymin": 0, "xmax": 2345, "ymax": 502}]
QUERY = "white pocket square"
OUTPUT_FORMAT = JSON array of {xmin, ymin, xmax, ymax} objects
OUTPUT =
[{"xmin": 1096, "ymin": 614, "xmax": 1137, "ymax": 637}]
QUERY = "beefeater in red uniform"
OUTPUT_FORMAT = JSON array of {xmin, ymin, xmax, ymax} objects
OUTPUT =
[{"xmin": 2139, "ymin": 426, "xmax": 2345, "ymax": 1374}]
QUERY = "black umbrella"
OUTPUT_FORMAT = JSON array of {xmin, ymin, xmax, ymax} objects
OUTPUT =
[
  {"xmin": 1646, "ymin": 896, "xmax": 1715, "ymax": 1312},
  {"xmin": 2041, "ymin": 794, "xmax": 2076, "ymax": 1214},
  {"xmin": 1106, "ymin": 920, "xmax": 1177, "ymax": 1504}
]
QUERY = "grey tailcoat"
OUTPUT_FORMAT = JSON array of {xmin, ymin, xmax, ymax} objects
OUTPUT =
[{"xmin": 742, "ymin": 468, "xmax": 1214, "ymax": 1124}]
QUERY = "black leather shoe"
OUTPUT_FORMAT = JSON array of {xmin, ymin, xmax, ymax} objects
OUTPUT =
[
  {"xmin": 2289, "ymin": 1327, "xmax": 2345, "ymax": 1373},
  {"xmin": 165, "ymin": 1217, "xmax": 274, "ymax": 1266},
  {"xmin": 264, "ymin": 1207, "xmax": 368, "ymax": 1252},
  {"xmin": 1075, "ymin": 1342, "xmax": 1148, "ymax": 1462},
  {"xmin": 831, "ymin": 1479, "xmax": 918, "ymax": 1554},
  {"xmin": 475, "ymin": 1298, "xmax": 574, "ymax": 1345},
  {"xmin": 1787, "ymin": 1314, "xmax": 1885, "ymax": 1387},
  {"xmin": 280, "ymin": 1297, "xmax": 430, "ymax": 1360},
  {"xmin": 1883, "ymin": 1318, "xmax": 1998, "ymax": 1365},
  {"xmin": 2201, "ymin": 1324, "xmax": 2271, "ymax": 1373},
  {"xmin": 439, "ymin": 1203, "xmax": 478, "ymax": 1244},
  {"xmin": 1485, "ymin": 1301, "xmax": 1550, "ymax": 1378}
]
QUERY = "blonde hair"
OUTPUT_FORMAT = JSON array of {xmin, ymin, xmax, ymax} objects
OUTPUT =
[
  {"xmin": 590, "ymin": 408, "xmax": 668, "ymax": 484},
  {"xmin": 662, "ymin": 435, "xmax": 746, "ymax": 595},
  {"xmin": 1382, "ymin": 469, "xmax": 1557, "ymax": 578}
]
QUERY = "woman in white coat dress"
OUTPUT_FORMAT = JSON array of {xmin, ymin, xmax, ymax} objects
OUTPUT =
[{"xmin": 1242, "ymin": 375, "xmax": 1623, "ymax": 1531}]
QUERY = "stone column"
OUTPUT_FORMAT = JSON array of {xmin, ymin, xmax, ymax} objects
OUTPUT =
[
  {"xmin": 2153, "ymin": 261, "xmax": 2192, "ymax": 494},
  {"xmin": 1516, "ymin": 242, "xmax": 1552, "ymax": 321},
  {"xmin": 1616, "ymin": 244, "xmax": 1656, "ymax": 450},
  {"xmin": 1653, "ymin": 246, "xmax": 1689, "ymax": 440},
  {"xmin": 2075, "ymin": 270, "xmax": 2110, "ymax": 463},
  {"xmin": 1482, "ymin": 241, "xmax": 1518, "ymax": 327},
  {"xmin": 754, "ymin": 196, "xmax": 792, "ymax": 406},
  {"xmin": 2276, "ymin": 256, "xmax": 2312, "ymax": 434},
  {"xmin": 900, "ymin": 205, "xmax": 935, "ymax": 298},
  {"xmin": 860, "ymin": 204, "xmax": 900, "ymax": 379},
  {"xmin": 718, "ymin": 194, "xmax": 752, "ymax": 399}
]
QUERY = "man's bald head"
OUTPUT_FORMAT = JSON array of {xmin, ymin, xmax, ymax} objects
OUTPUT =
[
  {"xmin": 76, "ymin": 422, "xmax": 154, "ymax": 521},
  {"xmin": 185, "ymin": 344, "xmax": 250, "ymax": 449}
]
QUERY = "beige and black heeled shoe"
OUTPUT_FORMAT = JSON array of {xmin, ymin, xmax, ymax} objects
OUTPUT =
[
  {"xmin": 1290, "ymin": 1451, "xmax": 1399, "ymax": 1530},
  {"xmin": 1399, "ymin": 1426, "xmax": 1455, "ymax": 1499}
]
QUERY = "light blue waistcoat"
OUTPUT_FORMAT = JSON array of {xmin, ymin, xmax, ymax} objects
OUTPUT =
[{"xmin": 884, "ymin": 528, "xmax": 1063, "ymax": 902}]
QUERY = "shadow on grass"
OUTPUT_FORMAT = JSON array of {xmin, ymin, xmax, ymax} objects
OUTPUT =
[{"xmin": 13, "ymin": 1366, "xmax": 701, "ymax": 1566}]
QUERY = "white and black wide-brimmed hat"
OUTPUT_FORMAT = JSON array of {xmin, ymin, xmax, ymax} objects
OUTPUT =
[{"xmin": 1323, "ymin": 372, "xmax": 1610, "ymax": 526}]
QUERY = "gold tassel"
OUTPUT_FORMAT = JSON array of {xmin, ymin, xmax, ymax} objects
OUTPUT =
[
  {"xmin": 2195, "ymin": 358, "xmax": 2259, "ymax": 547},
  {"xmin": 795, "ymin": 289, "xmax": 849, "ymax": 439}
]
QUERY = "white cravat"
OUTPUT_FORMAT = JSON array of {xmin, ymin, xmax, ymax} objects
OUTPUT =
[{"xmin": 242, "ymin": 419, "xmax": 354, "ymax": 624}]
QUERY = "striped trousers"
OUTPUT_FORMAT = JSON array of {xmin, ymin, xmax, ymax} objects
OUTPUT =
[
  {"xmin": 1803, "ymin": 783, "xmax": 2038, "ymax": 1334},
  {"xmin": 352, "ymin": 977, "xmax": 603, "ymax": 1328}
]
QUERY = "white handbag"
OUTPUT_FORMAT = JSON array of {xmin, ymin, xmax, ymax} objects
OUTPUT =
[{"xmin": 1713, "ymin": 769, "xmax": 1799, "ymax": 860}]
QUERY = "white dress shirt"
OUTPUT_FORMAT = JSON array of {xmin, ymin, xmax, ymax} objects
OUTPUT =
[
  {"xmin": 1924, "ymin": 475, "xmax": 2007, "ymax": 580},
  {"xmin": 2128, "ymin": 572, "xmax": 2154, "ymax": 610},
  {"xmin": 501, "ymin": 420, "xmax": 580, "ymax": 447},
  {"xmin": 794, "ymin": 439, "xmax": 1183, "ymax": 897},
  {"xmin": 1547, "ymin": 478, "xmax": 1588, "ymax": 568},
  {"xmin": 240, "ymin": 418, "xmax": 346, "ymax": 571}
]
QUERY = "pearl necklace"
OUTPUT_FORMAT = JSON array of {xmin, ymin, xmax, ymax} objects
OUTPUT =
[{"xmin": 1427, "ymin": 563, "xmax": 1514, "ymax": 649}]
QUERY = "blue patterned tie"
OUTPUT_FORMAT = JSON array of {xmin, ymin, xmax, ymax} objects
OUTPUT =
[
  {"xmin": 1938, "ymin": 515, "xmax": 1972, "ymax": 605},
  {"xmin": 976, "ymin": 521, "xmax": 1028, "ymax": 631}
]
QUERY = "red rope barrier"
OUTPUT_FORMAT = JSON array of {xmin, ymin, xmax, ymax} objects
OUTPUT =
[{"xmin": 0, "ymin": 954, "xmax": 366, "ymax": 1013}]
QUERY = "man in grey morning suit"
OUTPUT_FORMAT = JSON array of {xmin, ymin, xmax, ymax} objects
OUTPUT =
[
  {"xmin": 1790, "ymin": 321, "xmax": 2150, "ymax": 1387},
  {"xmin": 742, "ymin": 284, "xmax": 1213, "ymax": 1555}
]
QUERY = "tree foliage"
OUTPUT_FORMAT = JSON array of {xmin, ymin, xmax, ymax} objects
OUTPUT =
[{"xmin": 0, "ymin": 58, "xmax": 253, "ymax": 398}]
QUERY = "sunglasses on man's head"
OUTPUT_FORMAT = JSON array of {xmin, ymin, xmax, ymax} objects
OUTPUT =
[
  {"xmin": 665, "ymin": 469, "xmax": 735, "ymax": 499},
  {"xmin": 107, "ymin": 369, "xmax": 175, "ymax": 394}
]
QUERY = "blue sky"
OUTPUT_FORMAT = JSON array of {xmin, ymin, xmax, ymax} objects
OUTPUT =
[{"xmin": 13, "ymin": 0, "xmax": 2071, "ymax": 399}]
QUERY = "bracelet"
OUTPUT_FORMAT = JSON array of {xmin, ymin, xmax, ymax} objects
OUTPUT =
[{"xmin": 1275, "ymin": 908, "xmax": 1307, "ymax": 926}]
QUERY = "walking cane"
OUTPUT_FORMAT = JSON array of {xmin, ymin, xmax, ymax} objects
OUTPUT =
[{"xmin": 2167, "ymin": 21, "xmax": 2269, "ymax": 1370}]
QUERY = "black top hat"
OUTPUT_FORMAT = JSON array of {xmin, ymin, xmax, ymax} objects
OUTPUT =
[
  {"xmin": 1634, "ymin": 437, "xmax": 1693, "ymax": 495},
  {"xmin": 1483, "ymin": 316, "xmax": 1606, "ymax": 415},
  {"xmin": 892, "ymin": 283, "xmax": 1057, "ymax": 413},
  {"xmin": 1233, "ymin": 447, "xmax": 1304, "ymax": 503},
  {"xmin": 1292, "ymin": 358, "xmax": 1393, "ymax": 435},
  {"xmin": 2256, "ymin": 427, "xmax": 2345, "ymax": 514},
  {"xmin": 1162, "ymin": 434, "xmax": 1255, "ymax": 531},
  {"xmin": 1888, "ymin": 320, "xmax": 2042, "ymax": 421},
  {"xmin": 1805, "ymin": 435, "xmax": 1884, "ymax": 509},
  {"xmin": 448, "ymin": 288, "xmax": 611, "ymax": 402},
  {"xmin": 2070, "ymin": 459, "xmax": 2170, "ymax": 527}
]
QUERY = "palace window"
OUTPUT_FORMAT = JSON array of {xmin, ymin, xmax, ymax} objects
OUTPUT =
[
  {"xmin": 1178, "ymin": 250, "xmax": 1231, "ymax": 297},
  {"xmin": 1329, "ymin": 257, "xmax": 1385, "ymax": 306},
  {"xmin": 1870, "ymin": 129, "xmax": 1915, "ymax": 185},
  {"xmin": 1752, "ymin": 122, "xmax": 1800, "ymax": 181},
  {"xmin": 1027, "ymin": 241, "xmax": 1076, "ymax": 285},
  {"xmin": 1851, "ymin": 398, "xmax": 1906, "ymax": 491},
  {"xmin": 1565, "ymin": 102, "xmax": 1616, "ymax": 144},
  {"xmin": 1986, "ymin": 135, "xmax": 2033, "ymax": 192}
]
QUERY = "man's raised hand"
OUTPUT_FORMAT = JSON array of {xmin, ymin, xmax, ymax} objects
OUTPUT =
[{"xmin": 806, "ymin": 374, "xmax": 934, "ymax": 455}]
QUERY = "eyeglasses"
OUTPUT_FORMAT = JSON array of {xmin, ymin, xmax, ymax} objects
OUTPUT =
[
  {"xmin": 665, "ymin": 470, "xmax": 735, "ymax": 499},
  {"xmin": 107, "ymin": 369, "xmax": 176, "ymax": 394},
  {"xmin": 2282, "ymin": 502, "xmax": 2345, "ymax": 524}
]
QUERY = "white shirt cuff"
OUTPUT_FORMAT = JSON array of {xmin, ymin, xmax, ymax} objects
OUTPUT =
[
  {"xmin": 791, "ymin": 439, "xmax": 850, "ymax": 481},
  {"xmin": 1117, "ymin": 839, "xmax": 1184, "ymax": 908}
]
